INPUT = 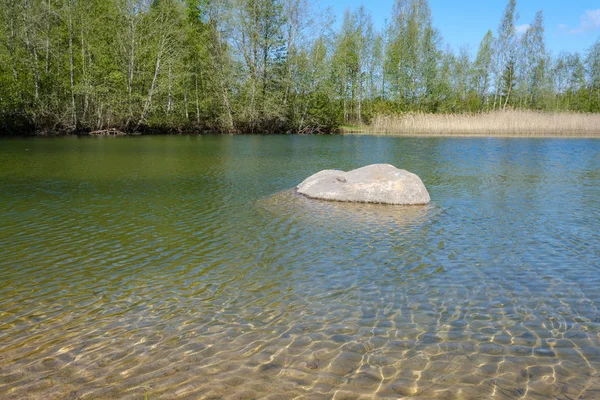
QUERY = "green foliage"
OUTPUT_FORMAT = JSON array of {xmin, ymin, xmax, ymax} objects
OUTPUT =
[
  {"xmin": 472, "ymin": 30, "xmax": 494, "ymax": 110},
  {"xmin": 0, "ymin": 0, "xmax": 598, "ymax": 135},
  {"xmin": 586, "ymin": 39, "xmax": 600, "ymax": 112}
]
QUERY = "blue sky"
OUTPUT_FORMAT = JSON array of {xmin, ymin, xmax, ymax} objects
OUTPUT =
[{"xmin": 320, "ymin": 0, "xmax": 600, "ymax": 56}]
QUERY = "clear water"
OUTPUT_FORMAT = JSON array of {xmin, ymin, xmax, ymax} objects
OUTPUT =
[{"xmin": 0, "ymin": 136, "xmax": 598, "ymax": 400}]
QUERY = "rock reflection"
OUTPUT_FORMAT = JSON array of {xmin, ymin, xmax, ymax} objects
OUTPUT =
[{"xmin": 258, "ymin": 189, "xmax": 437, "ymax": 232}]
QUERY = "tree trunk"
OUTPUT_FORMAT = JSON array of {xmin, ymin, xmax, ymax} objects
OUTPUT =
[
  {"xmin": 68, "ymin": 2, "xmax": 77, "ymax": 129},
  {"xmin": 503, "ymin": 70, "xmax": 513, "ymax": 110},
  {"xmin": 45, "ymin": 0, "xmax": 50, "ymax": 74},
  {"xmin": 221, "ymin": 80, "xmax": 234, "ymax": 132},
  {"xmin": 167, "ymin": 65, "xmax": 173, "ymax": 114},
  {"xmin": 184, "ymin": 81, "xmax": 189, "ymax": 121},
  {"xmin": 138, "ymin": 36, "xmax": 165, "ymax": 129},
  {"xmin": 22, "ymin": 14, "xmax": 40, "ymax": 102},
  {"xmin": 6, "ymin": 9, "xmax": 21, "ymax": 106},
  {"xmin": 215, "ymin": 30, "xmax": 234, "ymax": 132},
  {"xmin": 127, "ymin": 13, "xmax": 136, "ymax": 125},
  {"xmin": 357, "ymin": 61, "xmax": 363, "ymax": 124},
  {"xmin": 195, "ymin": 69, "xmax": 201, "ymax": 125},
  {"xmin": 81, "ymin": 27, "xmax": 89, "ymax": 124}
]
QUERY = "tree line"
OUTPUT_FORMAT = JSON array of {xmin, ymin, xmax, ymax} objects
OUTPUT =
[{"xmin": 1, "ymin": 0, "xmax": 599, "ymax": 135}]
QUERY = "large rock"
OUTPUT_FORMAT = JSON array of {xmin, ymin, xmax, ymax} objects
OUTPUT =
[{"xmin": 296, "ymin": 164, "xmax": 430, "ymax": 205}]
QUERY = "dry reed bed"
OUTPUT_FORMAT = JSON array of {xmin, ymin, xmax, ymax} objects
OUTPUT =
[{"xmin": 354, "ymin": 111, "xmax": 600, "ymax": 137}]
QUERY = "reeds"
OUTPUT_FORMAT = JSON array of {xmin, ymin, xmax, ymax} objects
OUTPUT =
[{"xmin": 350, "ymin": 110, "xmax": 600, "ymax": 137}]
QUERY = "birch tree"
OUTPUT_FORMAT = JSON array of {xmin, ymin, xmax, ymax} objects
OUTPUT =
[
  {"xmin": 586, "ymin": 39, "xmax": 600, "ymax": 112},
  {"xmin": 472, "ymin": 30, "xmax": 494, "ymax": 110},
  {"xmin": 516, "ymin": 10, "xmax": 546, "ymax": 108},
  {"xmin": 493, "ymin": 0, "xmax": 518, "ymax": 110}
]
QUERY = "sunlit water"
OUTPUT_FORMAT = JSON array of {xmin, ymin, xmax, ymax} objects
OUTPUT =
[{"xmin": 0, "ymin": 135, "xmax": 599, "ymax": 400}]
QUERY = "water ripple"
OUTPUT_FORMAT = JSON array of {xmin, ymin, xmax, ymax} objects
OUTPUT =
[{"xmin": 0, "ymin": 136, "xmax": 599, "ymax": 399}]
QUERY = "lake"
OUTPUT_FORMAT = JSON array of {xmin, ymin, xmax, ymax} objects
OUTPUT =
[{"xmin": 0, "ymin": 135, "xmax": 599, "ymax": 399}]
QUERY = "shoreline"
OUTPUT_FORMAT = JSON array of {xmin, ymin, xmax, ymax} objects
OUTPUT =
[
  {"xmin": 343, "ymin": 110, "xmax": 600, "ymax": 138},
  {"xmin": 341, "ymin": 130, "xmax": 600, "ymax": 138},
  {"xmin": 2, "ymin": 131, "xmax": 600, "ymax": 139},
  {"xmin": 3, "ymin": 110, "xmax": 600, "ymax": 139}
]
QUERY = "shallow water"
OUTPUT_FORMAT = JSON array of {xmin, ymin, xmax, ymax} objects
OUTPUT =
[{"xmin": 0, "ymin": 135, "xmax": 599, "ymax": 399}]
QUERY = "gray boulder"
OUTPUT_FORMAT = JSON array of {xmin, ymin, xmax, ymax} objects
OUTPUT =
[{"xmin": 296, "ymin": 164, "xmax": 430, "ymax": 205}]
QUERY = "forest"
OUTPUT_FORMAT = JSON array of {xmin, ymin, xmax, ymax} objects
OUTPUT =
[{"xmin": 1, "ymin": 0, "xmax": 599, "ymax": 135}]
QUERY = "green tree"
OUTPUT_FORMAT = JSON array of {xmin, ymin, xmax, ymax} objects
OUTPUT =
[
  {"xmin": 493, "ymin": 0, "xmax": 518, "ymax": 110},
  {"xmin": 515, "ymin": 10, "xmax": 546, "ymax": 109},
  {"xmin": 385, "ymin": 0, "xmax": 441, "ymax": 111},
  {"xmin": 586, "ymin": 38, "xmax": 600, "ymax": 112},
  {"xmin": 472, "ymin": 30, "xmax": 494, "ymax": 110}
]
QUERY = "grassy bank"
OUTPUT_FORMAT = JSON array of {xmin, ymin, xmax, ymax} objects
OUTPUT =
[{"xmin": 342, "ymin": 111, "xmax": 600, "ymax": 137}]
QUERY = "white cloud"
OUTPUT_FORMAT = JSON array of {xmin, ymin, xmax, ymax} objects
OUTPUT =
[
  {"xmin": 563, "ymin": 9, "xmax": 600, "ymax": 34},
  {"xmin": 580, "ymin": 9, "xmax": 600, "ymax": 31},
  {"xmin": 516, "ymin": 24, "xmax": 530, "ymax": 35}
]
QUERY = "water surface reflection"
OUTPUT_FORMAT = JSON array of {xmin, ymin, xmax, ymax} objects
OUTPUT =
[{"xmin": 0, "ymin": 136, "xmax": 598, "ymax": 399}]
